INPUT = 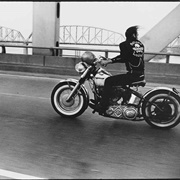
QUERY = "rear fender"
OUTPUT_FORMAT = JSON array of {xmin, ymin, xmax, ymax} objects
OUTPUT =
[{"xmin": 142, "ymin": 86, "xmax": 180, "ymax": 103}]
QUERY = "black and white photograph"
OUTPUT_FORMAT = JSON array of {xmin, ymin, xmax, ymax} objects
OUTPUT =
[{"xmin": 0, "ymin": 1, "xmax": 180, "ymax": 179}]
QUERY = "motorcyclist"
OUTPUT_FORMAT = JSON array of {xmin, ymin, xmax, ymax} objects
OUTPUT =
[{"xmin": 96, "ymin": 25, "xmax": 145, "ymax": 113}]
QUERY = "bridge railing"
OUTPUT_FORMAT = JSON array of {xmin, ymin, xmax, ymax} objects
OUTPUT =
[{"xmin": 0, "ymin": 43, "xmax": 180, "ymax": 64}]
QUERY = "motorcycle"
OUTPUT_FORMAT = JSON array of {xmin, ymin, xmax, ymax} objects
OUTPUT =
[{"xmin": 51, "ymin": 52, "xmax": 180, "ymax": 129}]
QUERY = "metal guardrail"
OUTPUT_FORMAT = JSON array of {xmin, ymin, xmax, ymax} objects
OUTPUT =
[{"xmin": 0, "ymin": 43, "xmax": 180, "ymax": 63}]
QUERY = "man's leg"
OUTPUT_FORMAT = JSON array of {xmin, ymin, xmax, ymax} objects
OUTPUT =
[{"xmin": 99, "ymin": 74, "xmax": 130, "ymax": 111}]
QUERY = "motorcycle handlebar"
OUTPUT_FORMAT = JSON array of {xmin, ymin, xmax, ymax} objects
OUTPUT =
[
  {"xmin": 93, "ymin": 55, "xmax": 108, "ymax": 65},
  {"xmin": 93, "ymin": 58, "xmax": 101, "ymax": 65},
  {"xmin": 99, "ymin": 55, "xmax": 107, "ymax": 60}
]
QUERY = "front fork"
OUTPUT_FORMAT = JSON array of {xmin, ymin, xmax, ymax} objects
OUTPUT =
[
  {"xmin": 66, "ymin": 66, "xmax": 92, "ymax": 102},
  {"xmin": 66, "ymin": 82, "xmax": 81, "ymax": 102}
]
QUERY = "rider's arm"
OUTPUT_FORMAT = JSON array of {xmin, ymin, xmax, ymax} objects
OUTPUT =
[
  {"xmin": 101, "ymin": 42, "xmax": 126, "ymax": 65},
  {"xmin": 110, "ymin": 54, "xmax": 125, "ymax": 63},
  {"xmin": 109, "ymin": 42, "xmax": 126, "ymax": 64},
  {"xmin": 100, "ymin": 55, "xmax": 124, "ymax": 66}
]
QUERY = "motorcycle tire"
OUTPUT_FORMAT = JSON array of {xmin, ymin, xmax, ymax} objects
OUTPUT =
[
  {"xmin": 142, "ymin": 89, "xmax": 180, "ymax": 129},
  {"xmin": 51, "ymin": 82, "xmax": 88, "ymax": 118}
]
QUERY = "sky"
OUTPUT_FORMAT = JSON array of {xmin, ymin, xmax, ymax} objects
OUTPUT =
[{"xmin": 0, "ymin": 1, "xmax": 179, "ymax": 39}]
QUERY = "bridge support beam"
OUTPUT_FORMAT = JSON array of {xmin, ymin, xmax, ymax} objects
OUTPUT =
[
  {"xmin": 140, "ymin": 4, "xmax": 180, "ymax": 61},
  {"xmin": 32, "ymin": 2, "xmax": 60, "ymax": 55}
]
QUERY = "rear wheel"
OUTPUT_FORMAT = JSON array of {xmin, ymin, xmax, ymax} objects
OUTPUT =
[{"xmin": 142, "ymin": 90, "xmax": 180, "ymax": 129}]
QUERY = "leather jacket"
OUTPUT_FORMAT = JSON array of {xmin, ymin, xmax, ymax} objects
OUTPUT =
[{"xmin": 111, "ymin": 37, "xmax": 145, "ymax": 74}]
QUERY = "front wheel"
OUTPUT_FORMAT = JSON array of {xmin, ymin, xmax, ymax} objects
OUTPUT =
[
  {"xmin": 142, "ymin": 90, "xmax": 180, "ymax": 129},
  {"xmin": 51, "ymin": 82, "xmax": 88, "ymax": 118}
]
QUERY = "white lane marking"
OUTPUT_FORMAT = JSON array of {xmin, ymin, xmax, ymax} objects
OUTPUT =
[
  {"xmin": 0, "ymin": 72, "xmax": 66, "ymax": 81},
  {"xmin": 0, "ymin": 92, "xmax": 49, "ymax": 100},
  {"xmin": 0, "ymin": 168, "xmax": 46, "ymax": 179}
]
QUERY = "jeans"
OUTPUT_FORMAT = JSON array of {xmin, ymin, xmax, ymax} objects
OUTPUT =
[{"xmin": 100, "ymin": 72, "xmax": 144, "ymax": 108}]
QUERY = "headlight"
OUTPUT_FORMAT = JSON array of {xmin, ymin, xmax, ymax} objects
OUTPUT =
[{"xmin": 75, "ymin": 62, "xmax": 86, "ymax": 74}]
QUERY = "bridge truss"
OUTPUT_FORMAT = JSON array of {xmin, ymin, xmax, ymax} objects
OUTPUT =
[
  {"xmin": 59, "ymin": 25, "xmax": 125, "ymax": 46},
  {"xmin": 0, "ymin": 25, "xmax": 180, "ymax": 49},
  {"xmin": 0, "ymin": 26, "xmax": 25, "ymax": 42}
]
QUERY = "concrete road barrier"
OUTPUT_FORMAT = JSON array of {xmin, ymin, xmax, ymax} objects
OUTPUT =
[{"xmin": 0, "ymin": 54, "xmax": 179, "ymax": 85}]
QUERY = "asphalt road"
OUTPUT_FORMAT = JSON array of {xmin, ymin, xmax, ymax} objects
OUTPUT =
[{"xmin": 0, "ymin": 71, "xmax": 180, "ymax": 179}]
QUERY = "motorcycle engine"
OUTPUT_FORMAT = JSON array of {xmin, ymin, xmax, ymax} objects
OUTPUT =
[
  {"xmin": 106, "ymin": 105, "xmax": 138, "ymax": 120},
  {"xmin": 94, "ymin": 68, "xmax": 138, "ymax": 120}
]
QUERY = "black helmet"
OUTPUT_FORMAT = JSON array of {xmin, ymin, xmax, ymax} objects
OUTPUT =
[
  {"xmin": 125, "ymin": 26, "xmax": 139, "ymax": 39},
  {"xmin": 81, "ymin": 51, "xmax": 96, "ymax": 65}
]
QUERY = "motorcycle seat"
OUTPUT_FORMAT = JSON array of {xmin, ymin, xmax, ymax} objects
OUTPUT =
[{"xmin": 129, "ymin": 79, "xmax": 146, "ymax": 87}]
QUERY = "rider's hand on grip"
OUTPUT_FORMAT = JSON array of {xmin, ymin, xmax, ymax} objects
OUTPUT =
[
  {"xmin": 98, "ymin": 56, "xmax": 108, "ymax": 67},
  {"xmin": 101, "ymin": 60, "xmax": 108, "ymax": 67},
  {"xmin": 99, "ymin": 55, "xmax": 107, "ymax": 60}
]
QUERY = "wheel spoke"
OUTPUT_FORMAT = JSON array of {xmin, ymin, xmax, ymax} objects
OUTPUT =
[
  {"xmin": 143, "ymin": 92, "xmax": 180, "ymax": 128},
  {"xmin": 162, "ymin": 97, "xmax": 168, "ymax": 103}
]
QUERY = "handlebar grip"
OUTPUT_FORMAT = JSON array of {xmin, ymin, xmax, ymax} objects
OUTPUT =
[{"xmin": 99, "ymin": 55, "xmax": 107, "ymax": 60}]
